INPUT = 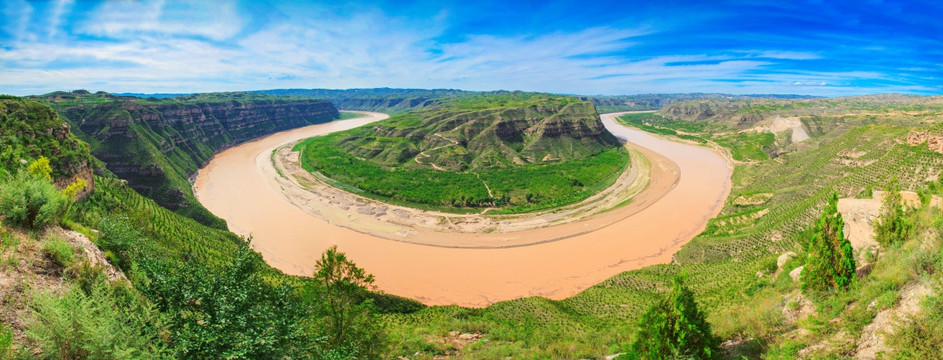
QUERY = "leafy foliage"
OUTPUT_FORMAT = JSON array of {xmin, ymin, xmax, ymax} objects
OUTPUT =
[
  {"xmin": 27, "ymin": 157, "xmax": 52, "ymax": 181},
  {"xmin": 139, "ymin": 244, "xmax": 310, "ymax": 359},
  {"xmin": 620, "ymin": 276, "xmax": 720, "ymax": 360},
  {"xmin": 308, "ymin": 246, "xmax": 384, "ymax": 358},
  {"xmin": 26, "ymin": 280, "xmax": 170, "ymax": 359},
  {"xmin": 0, "ymin": 170, "xmax": 68, "ymax": 230},
  {"xmin": 802, "ymin": 192, "xmax": 856, "ymax": 295}
]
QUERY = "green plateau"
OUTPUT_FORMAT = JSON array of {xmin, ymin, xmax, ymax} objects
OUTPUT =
[{"xmin": 296, "ymin": 93, "xmax": 630, "ymax": 213}]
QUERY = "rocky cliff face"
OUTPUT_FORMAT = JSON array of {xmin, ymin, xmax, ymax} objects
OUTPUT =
[{"xmin": 39, "ymin": 91, "xmax": 339, "ymax": 227}]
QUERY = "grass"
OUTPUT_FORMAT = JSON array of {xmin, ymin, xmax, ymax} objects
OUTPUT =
[
  {"xmin": 42, "ymin": 237, "xmax": 75, "ymax": 268},
  {"xmin": 297, "ymin": 136, "xmax": 629, "ymax": 213}
]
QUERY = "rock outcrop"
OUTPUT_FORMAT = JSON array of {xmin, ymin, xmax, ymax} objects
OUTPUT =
[{"xmin": 907, "ymin": 130, "xmax": 943, "ymax": 153}]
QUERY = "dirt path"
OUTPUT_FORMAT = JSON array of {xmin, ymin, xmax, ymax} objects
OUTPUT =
[{"xmin": 193, "ymin": 111, "xmax": 732, "ymax": 307}]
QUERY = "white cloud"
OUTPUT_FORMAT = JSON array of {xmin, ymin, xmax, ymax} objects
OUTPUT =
[
  {"xmin": 78, "ymin": 0, "xmax": 244, "ymax": 41},
  {"xmin": 47, "ymin": 0, "xmax": 74, "ymax": 38},
  {"xmin": 0, "ymin": 2, "xmax": 927, "ymax": 96}
]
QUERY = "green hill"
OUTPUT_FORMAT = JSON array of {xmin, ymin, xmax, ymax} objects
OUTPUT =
[
  {"xmin": 297, "ymin": 93, "xmax": 628, "ymax": 212},
  {"xmin": 34, "ymin": 91, "xmax": 340, "ymax": 228}
]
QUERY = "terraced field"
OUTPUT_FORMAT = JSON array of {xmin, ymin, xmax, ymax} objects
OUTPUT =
[{"xmin": 375, "ymin": 107, "xmax": 943, "ymax": 359}]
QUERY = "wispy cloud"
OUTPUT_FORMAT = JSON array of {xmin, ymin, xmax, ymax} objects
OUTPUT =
[{"xmin": 0, "ymin": 0, "xmax": 940, "ymax": 96}]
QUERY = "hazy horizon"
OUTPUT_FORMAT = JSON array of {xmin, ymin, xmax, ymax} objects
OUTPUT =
[{"xmin": 2, "ymin": 0, "xmax": 941, "ymax": 97}]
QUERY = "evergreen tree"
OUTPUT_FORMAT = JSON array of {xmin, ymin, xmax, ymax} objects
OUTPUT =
[
  {"xmin": 874, "ymin": 177, "xmax": 911, "ymax": 246},
  {"xmin": 802, "ymin": 192, "xmax": 856, "ymax": 294},
  {"xmin": 621, "ymin": 276, "xmax": 719, "ymax": 360}
]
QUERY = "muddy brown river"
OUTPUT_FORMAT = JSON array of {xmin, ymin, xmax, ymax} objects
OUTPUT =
[{"xmin": 193, "ymin": 111, "xmax": 731, "ymax": 307}]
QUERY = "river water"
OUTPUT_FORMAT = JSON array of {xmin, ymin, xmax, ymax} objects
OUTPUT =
[{"xmin": 193, "ymin": 111, "xmax": 731, "ymax": 307}]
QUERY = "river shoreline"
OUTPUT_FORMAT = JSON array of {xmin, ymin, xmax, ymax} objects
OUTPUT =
[{"xmin": 193, "ymin": 111, "xmax": 732, "ymax": 307}]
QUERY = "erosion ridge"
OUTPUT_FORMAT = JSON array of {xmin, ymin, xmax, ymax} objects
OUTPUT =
[
  {"xmin": 34, "ymin": 90, "xmax": 340, "ymax": 227},
  {"xmin": 333, "ymin": 95, "xmax": 619, "ymax": 171}
]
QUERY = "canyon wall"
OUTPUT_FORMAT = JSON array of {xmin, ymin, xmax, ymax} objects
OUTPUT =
[{"xmin": 38, "ymin": 91, "xmax": 339, "ymax": 228}]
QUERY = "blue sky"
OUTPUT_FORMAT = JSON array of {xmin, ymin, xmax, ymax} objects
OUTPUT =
[{"xmin": 1, "ymin": 0, "xmax": 940, "ymax": 96}]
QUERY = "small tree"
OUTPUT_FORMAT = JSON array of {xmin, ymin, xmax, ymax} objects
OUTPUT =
[
  {"xmin": 874, "ymin": 177, "xmax": 912, "ymax": 246},
  {"xmin": 309, "ymin": 246, "xmax": 383, "ymax": 358},
  {"xmin": 621, "ymin": 275, "xmax": 719, "ymax": 360},
  {"xmin": 802, "ymin": 192, "xmax": 856, "ymax": 294}
]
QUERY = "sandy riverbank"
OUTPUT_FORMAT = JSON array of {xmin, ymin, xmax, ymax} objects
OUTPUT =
[
  {"xmin": 193, "ymin": 111, "xmax": 732, "ymax": 307},
  {"xmin": 268, "ymin": 126, "xmax": 678, "ymax": 248}
]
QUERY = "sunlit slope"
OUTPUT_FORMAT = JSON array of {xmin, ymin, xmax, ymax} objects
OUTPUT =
[{"xmin": 296, "ymin": 93, "xmax": 629, "ymax": 213}]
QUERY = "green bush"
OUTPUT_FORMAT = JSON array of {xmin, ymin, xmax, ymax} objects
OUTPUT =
[
  {"xmin": 0, "ymin": 171, "xmax": 68, "ymax": 229},
  {"xmin": 875, "ymin": 177, "xmax": 913, "ymax": 246},
  {"xmin": 802, "ymin": 192, "xmax": 856, "ymax": 295},
  {"xmin": 41, "ymin": 238, "xmax": 75, "ymax": 268},
  {"xmin": 620, "ymin": 276, "xmax": 720, "ymax": 360},
  {"xmin": 140, "ymin": 245, "xmax": 311, "ymax": 359},
  {"xmin": 308, "ymin": 246, "xmax": 384, "ymax": 358},
  {"xmin": 26, "ymin": 280, "xmax": 170, "ymax": 359},
  {"xmin": 97, "ymin": 215, "xmax": 140, "ymax": 270}
]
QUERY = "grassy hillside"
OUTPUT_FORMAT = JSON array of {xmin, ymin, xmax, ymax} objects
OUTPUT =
[
  {"xmin": 0, "ymin": 96, "xmax": 97, "ymax": 180},
  {"xmin": 584, "ymin": 93, "xmax": 816, "ymax": 113},
  {"xmin": 375, "ymin": 96, "xmax": 943, "ymax": 359},
  {"xmin": 297, "ymin": 93, "xmax": 629, "ymax": 213},
  {"xmin": 256, "ymin": 88, "xmax": 818, "ymax": 115},
  {"xmin": 35, "ymin": 90, "xmax": 340, "ymax": 228},
  {"xmin": 7, "ymin": 93, "xmax": 943, "ymax": 358}
]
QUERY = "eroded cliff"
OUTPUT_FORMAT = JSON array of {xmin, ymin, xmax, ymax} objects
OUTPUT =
[{"xmin": 37, "ymin": 91, "xmax": 339, "ymax": 227}]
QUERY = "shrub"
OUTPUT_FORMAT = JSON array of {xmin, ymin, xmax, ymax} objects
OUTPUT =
[
  {"xmin": 27, "ymin": 157, "xmax": 52, "ymax": 181},
  {"xmin": 0, "ymin": 171, "xmax": 68, "ymax": 229},
  {"xmin": 97, "ymin": 215, "xmax": 140, "ymax": 270},
  {"xmin": 26, "ymin": 280, "xmax": 170, "ymax": 359},
  {"xmin": 875, "ymin": 177, "xmax": 913, "ymax": 246},
  {"xmin": 802, "ymin": 192, "xmax": 856, "ymax": 295},
  {"xmin": 620, "ymin": 276, "xmax": 720, "ymax": 360},
  {"xmin": 42, "ymin": 238, "xmax": 75, "ymax": 268},
  {"xmin": 140, "ymin": 245, "xmax": 310, "ymax": 359}
]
